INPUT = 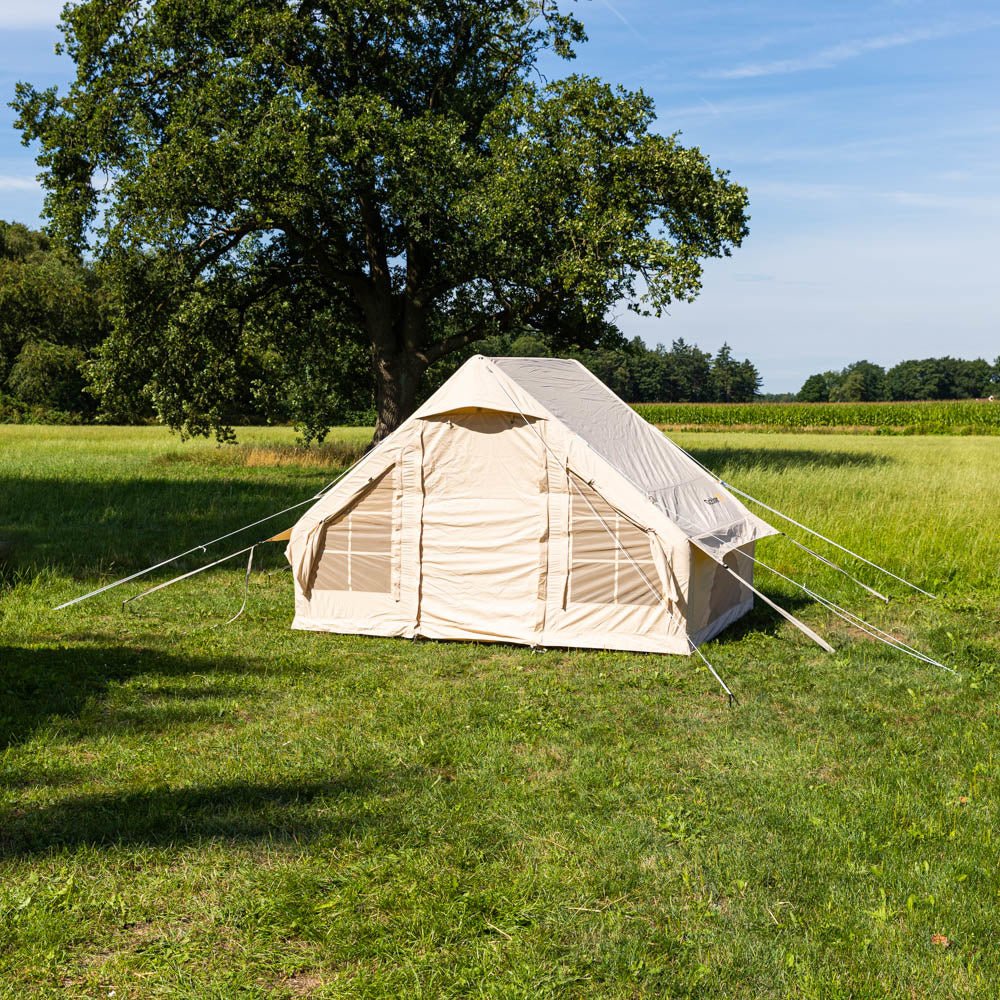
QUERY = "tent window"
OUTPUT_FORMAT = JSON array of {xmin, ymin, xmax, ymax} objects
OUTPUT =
[
  {"xmin": 569, "ymin": 479, "xmax": 660, "ymax": 607},
  {"xmin": 313, "ymin": 469, "xmax": 394, "ymax": 594}
]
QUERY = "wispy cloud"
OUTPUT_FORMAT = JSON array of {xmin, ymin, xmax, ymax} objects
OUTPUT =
[
  {"xmin": 658, "ymin": 95, "xmax": 807, "ymax": 121},
  {"xmin": 706, "ymin": 21, "xmax": 996, "ymax": 80},
  {"xmin": 0, "ymin": 1, "xmax": 65, "ymax": 29},
  {"xmin": 595, "ymin": 0, "xmax": 646, "ymax": 43},
  {"xmin": 750, "ymin": 179, "xmax": 1000, "ymax": 214},
  {"xmin": 0, "ymin": 175, "xmax": 40, "ymax": 191}
]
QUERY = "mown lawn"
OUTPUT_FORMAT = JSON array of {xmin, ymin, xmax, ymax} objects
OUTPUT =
[{"xmin": 1, "ymin": 426, "xmax": 998, "ymax": 998}]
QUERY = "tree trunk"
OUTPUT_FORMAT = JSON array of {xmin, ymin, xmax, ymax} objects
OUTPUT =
[{"xmin": 371, "ymin": 344, "xmax": 425, "ymax": 444}]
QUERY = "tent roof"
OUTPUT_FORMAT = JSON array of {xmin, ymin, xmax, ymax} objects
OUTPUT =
[{"xmin": 487, "ymin": 357, "xmax": 778, "ymax": 555}]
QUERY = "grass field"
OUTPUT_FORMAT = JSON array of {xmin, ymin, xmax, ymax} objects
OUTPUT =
[
  {"xmin": 633, "ymin": 399, "xmax": 1000, "ymax": 435},
  {"xmin": 2, "ymin": 425, "xmax": 999, "ymax": 998}
]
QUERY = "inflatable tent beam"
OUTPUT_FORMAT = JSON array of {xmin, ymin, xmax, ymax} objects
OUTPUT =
[{"xmin": 716, "ymin": 563, "xmax": 835, "ymax": 654}]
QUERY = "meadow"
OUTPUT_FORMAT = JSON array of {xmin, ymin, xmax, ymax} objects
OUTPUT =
[
  {"xmin": 633, "ymin": 399, "xmax": 1000, "ymax": 435},
  {"xmin": 1, "ymin": 424, "xmax": 999, "ymax": 998}
]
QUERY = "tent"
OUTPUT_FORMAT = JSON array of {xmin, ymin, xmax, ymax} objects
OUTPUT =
[
  {"xmin": 56, "ymin": 354, "xmax": 951, "ymax": 689},
  {"xmin": 283, "ymin": 356, "xmax": 781, "ymax": 656}
]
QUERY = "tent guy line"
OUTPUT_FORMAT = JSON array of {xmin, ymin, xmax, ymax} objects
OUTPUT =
[
  {"xmin": 733, "ymin": 549, "xmax": 956, "ymax": 675},
  {"xmin": 783, "ymin": 536, "xmax": 890, "ymax": 603},
  {"xmin": 120, "ymin": 544, "xmax": 257, "ymax": 612},
  {"xmin": 51, "ymin": 498, "xmax": 316, "ymax": 611},
  {"xmin": 50, "ymin": 437, "xmax": 378, "ymax": 613},
  {"xmin": 670, "ymin": 444, "xmax": 937, "ymax": 600}
]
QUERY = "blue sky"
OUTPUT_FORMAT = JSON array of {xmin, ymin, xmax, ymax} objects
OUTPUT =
[{"xmin": 1, "ymin": 1, "xmax": 998, "ymax": 392}]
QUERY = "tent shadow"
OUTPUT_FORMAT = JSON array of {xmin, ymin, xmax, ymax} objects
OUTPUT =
[
  {"xmin": 0, "ymin": 643, "xmax": 267, "ymax": 753},
  {"xmin": 708, "ymin": 591, "xmax": 820, "ymax": 647},
  {"xmin": 0, "ymin": 774, "xmax": 403, "ymax": 860},
  {"xmin": 685, "ymin": 447, "xmax": 892, "ymax": 475}
]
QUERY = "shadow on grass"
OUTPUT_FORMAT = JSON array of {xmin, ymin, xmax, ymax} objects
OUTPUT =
[
  {"xmin": 0, "ymin": 643, "xmax": 264, "ymax": 752},
  {"xmin": 685, "ymin": 447, "xmax": 892, "ymax": 474},
  {"xmin": 0, "ymin": 775, "xmax": 392, "ymax": 859},
  {"xmin": 708, "ymin": 591, "xmax": 821, "ymax": 648},
  {"xmin": 0, "ymin": 473, "xmax": 326, "ymax": 582}
]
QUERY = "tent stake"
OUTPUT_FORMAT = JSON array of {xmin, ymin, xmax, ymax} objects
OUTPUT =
[{"xmin": 688, "ymin": 639, "xmax": 737, "ymax": 706}]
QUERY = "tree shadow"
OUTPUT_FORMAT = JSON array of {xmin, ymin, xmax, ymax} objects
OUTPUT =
[
  {"xmin": 685, "ymin": 447, "xmax": 892, "ymax": 475},
  {"xmin": 0, "ymin": 643, "xmax": 265, "ymax": 752},
  {"xmin": 0, "ymin": 473, "xmax": 321, "ymax": 583},
  {"xmin": 0, "ymin": 774, "xmax": 404, "ymax": 859}
]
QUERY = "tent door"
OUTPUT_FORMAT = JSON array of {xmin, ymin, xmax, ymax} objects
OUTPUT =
[{"xmin": 415, "ymin": 410, "xmax": 548, "ymax": 644}]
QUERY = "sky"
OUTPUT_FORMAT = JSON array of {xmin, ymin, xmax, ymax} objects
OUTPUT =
[{"xmin": 1, "ymin": 1, "xmax": 998, "ymax": 392}]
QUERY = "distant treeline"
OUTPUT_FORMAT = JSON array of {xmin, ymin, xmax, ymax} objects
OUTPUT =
[
  {"xmin": 798, "ymin": 358, "xmax": 997, "ymax": 402},
  {"xmin": 431, "ymin": 330, "xmax": 762, "ymax": 405}
]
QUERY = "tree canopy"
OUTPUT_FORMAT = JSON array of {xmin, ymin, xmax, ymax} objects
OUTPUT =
[
  {"xmin": 797, "ymin": 357, "xmax": 998, "ymax": 403},
  {"xmin": 14, "ymin": 0, "xmax": 749, "ymax": 440},
  {"xmin": 0, "ymin": 220, "xmax": 105, "ymax": 417}
]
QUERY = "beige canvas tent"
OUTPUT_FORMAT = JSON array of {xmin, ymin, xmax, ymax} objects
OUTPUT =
[
  {"xmin": 56, "ymin": 353, "xmax": 950, "ymax": 685},
  {"xmin": 283, "ymin": 356, "xmax": 782, "ymax": 655}
]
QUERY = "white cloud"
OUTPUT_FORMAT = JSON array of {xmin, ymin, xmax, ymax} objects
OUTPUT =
[
  {"xmin": 706, "ymin": 21, "xmax": 996, "ymax": 80},
  {"xmin": 0, "ymin": 0, "xmax": 66, "ymax": 29},
  {"xmin": 0, "ymin": 175, "xmax": 40, "ymax": 191},
  {"xmin": 747, "ymin": 180, "xmax": 1000, "ymax": 215}
]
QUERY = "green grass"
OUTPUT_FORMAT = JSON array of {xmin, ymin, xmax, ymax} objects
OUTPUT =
[
  {"xmin": 1, "ymin": 425, "xmax": 999, "ymax": 998},
  {"xmin": 633, "ymin": 399, "xmax": 1000, "ymax": 435}
]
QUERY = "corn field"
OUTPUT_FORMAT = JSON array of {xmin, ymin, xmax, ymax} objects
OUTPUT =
[{"xmin": 633, "ymin": 399, "xmax": 1000, "ymax": 434}]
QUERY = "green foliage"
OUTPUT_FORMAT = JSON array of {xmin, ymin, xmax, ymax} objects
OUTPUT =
[
  {"xmin": 0, "ymin": 220, "xmax": 107, "ymax": 417},
  {"xmin": 797, "ymin": 374, "xmax": 829, "ymax": 403},
  {"xmin": 1, "ymin": 426, "xmax": 999, "ymax": 995},
  {"xmin": 829, "ymin": 361, "xmax": 886, "ymax": 402},
  {"xmin": 802, "ymin": 357, "xmax": 997, "ymax": 404},
  {"xmin": 635, "ymin": 399, "xmax": 1000, "ymax": 434},
  {"xmin": 885, "ymin": 357, "xmax": 995, "ymax": 401},
  {"xmin": 0, "ymin": 391, "xmax": 82, "ymax": 425},
  {"xmin": 7, "ymin": 340, "xmax": 91, "ymax": 413},
  {"xmin": 13, "ymin": 0, "xmax": 748, "ymax": 441}
]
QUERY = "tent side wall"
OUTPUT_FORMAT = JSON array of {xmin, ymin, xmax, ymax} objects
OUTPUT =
[
  {"xmin": 289, "ymin": 423, "xmax": 423, "ymax": 639},
  {"xmin": 686, "ymin": 542, "xmax": 755, "ymax": 646}
]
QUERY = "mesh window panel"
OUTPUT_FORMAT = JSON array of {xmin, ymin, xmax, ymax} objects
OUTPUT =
[
  {"xmin": 569, "ymin": 479, "xmax": 660, "ymax": 607},
  {"xmin": 313, "ymin": 469, "xmax": 394, "ymax": 594}
]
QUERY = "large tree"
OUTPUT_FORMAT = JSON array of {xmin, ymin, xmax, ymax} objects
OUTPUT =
[{"xmin": 15, "ymin": 0, "xmax": 749, "ymax": 441}]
